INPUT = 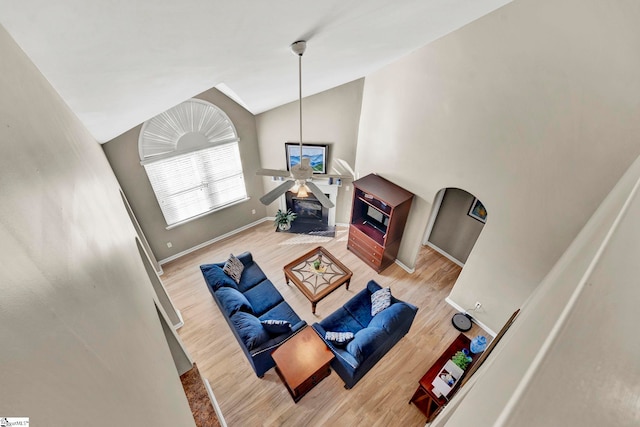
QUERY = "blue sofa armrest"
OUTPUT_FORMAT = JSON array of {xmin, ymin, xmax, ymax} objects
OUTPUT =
[
  {"xmin": 209, "ymin": 251, "xmax": 253, "ymax": 268},
  {"xmin": 251, "ymin": 319, "xmax": 306, "ymax": 357},
  {"xmin": 236, "ymin": 251, "xmax": 254, "ymax": 267},
  {"xmin": 311, "ymin": 323, "xmax": 360, "ymax": 371},
  {"xmin": 249, "ymin": 319, "xmax": 307, "ymax": 377}
]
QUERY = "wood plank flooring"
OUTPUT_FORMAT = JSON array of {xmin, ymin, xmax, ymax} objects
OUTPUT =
[{"xmin": 162, "ymin": 222, "xmax": 485, "ymax": 427}]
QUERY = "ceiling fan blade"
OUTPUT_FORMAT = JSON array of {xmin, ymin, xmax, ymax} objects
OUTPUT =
[
  {"xmin": 256, "ymin": 168, "xmax": 290, "ymax": 178},
  {"xmin": 306, "ymin": 182, "xmax": 335, "ymax": 208},
  {"xmin": 259, "ymin": 180, "xmax": 295, "ymax": 205},
  {"xmin": 332, "ymin": 158, "xmax": 356, "ymax": 179}
]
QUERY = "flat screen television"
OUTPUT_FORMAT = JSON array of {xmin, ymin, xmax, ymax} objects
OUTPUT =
[{"xmin": 364, "ymin": 205, "xmax": 389, "ymax": 233}]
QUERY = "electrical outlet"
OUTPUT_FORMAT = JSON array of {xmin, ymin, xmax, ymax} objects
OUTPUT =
[
  {"xmin": 251, "ymin": 209, "xmax": 256, "ymax": 215},
  {"xmin": 167, "ymin": 242, "xmax": 172, "ymax": 248},
  {"xmin": 346, "ymin": 185, "xmax": 350, "ymax": 191},
  {"xmin": 475, "ymin": 301, "xmax": 482, "ymax": 310}
]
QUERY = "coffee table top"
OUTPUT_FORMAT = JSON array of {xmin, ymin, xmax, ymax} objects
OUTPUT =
[
  {"xmin": 283, "ymin": 246, "xmax": 353, "ymax": 304},
  {"xmin": 271, "ymin": 327, "xmax": 334, "ymax": 390}
]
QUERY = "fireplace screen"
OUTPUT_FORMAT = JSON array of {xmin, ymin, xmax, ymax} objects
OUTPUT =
[{"xmin": 292, "ymin": 198, "xmax": 323, "ymax": 221}]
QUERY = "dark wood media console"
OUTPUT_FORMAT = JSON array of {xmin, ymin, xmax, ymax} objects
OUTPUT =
[
  {"xmin": 410, "ymin": 334, "xmax": 478, "ymax": 422},
  {"xmin": 347, "ymin": 174, "xmax": 413, "ymax": 272}
]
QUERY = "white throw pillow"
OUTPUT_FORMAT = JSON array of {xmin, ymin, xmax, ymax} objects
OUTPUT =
[{"xmin": 371, "ymin": 287, "xmax": 392, "ymax": 316}]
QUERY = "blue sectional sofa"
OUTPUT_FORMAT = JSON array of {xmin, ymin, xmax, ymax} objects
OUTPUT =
[
  {"xmin": 312, "ymin": 280, "xmax": 418, "ymax": 388},
  {"xmin": 200, "ymin": 252, "xmax": 306, "ymax": 377}
]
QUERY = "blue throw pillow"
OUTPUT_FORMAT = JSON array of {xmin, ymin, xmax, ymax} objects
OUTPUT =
[
  {"xmin": 260, "ymin": 319, "xmax": 291, "ymax": 335},
  {"xmin": 201, "ymin": 264, "xmax": 239, "ymax": 291},
  {"xmin": 368, "ymin": 303, "xmax": 410, "ymax": 334},
  {"xmin": 346, "ymin": 327, "xmax": 388, "ymax": 363},
  {"xmin": 230, "ymin": 312, "xmax": 270, "ymax": 350},
  {"xmin": 325, "ymin": 331, "xmax": 355, "ymax": 347},
  {"xmin": 215, "ymin": 287, "xmax": 253, "ymax": 316}
]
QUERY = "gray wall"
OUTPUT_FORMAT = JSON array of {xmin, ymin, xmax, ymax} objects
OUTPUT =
[
  {"xmin": 429, "ymin": 188, "xmax": 484, "ymax": 264},
  {"xmin": 437, "ymin": 149, "xmax": 640, "ymax": 427},
  {"xmin": 103, "ymin": 88, "xmax": 266, "ymax": 261},
  {"xmin": 0, "ymin": 25, "xmax": 194, "ymax": 426},
  {"xmin": 355, "ymin": 0, "xmax": 640, "ymax": 332},
  {"xmin": 256, "ymin": 79, "xmax": 364, "ymax": 222}
]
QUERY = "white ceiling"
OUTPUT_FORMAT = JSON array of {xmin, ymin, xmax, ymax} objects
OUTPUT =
[{"xmin": 0, "ymin": 0, "xmax": 510, "ymax": 143}]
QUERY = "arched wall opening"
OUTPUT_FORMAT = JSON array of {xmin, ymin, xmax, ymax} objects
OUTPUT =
[{"xmin": 423, "ymin": 188, "xmax": 487, "ymax": 266}]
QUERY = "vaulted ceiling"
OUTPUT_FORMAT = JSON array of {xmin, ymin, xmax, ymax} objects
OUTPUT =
[{"xmin": 0, "ymin": 0, "xmax": 510, "ymax": 143}]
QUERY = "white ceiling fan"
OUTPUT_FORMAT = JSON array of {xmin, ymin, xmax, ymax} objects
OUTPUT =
[{"xmin": 257, "ymin": 40, "xmax": 342, "ymax": 209}]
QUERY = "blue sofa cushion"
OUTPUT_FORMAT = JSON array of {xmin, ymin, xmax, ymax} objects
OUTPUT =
[
  {"xmin": 346, "ymin": 327, "xmax": 388, "ymax": 363},
  {"xmin": 201, "ymin": 264, "xmax": 239, "ymax": 291},
  {"xmin": 319, "ymin": 307, "xmax": 365, "ymax": 335},
  {"xmin": 230, "ymin": 311, "xmax": 271, "ymax": 350},
  {"xmin": 243, "ymin": 280, "xmax": 284, "ymax": 315},
  {"xmin": 344, "ymin": 290, "xmax": 375, "ymax": 328},
  {"xmin": 261, "ymin": 319, "xmax": 291, "ymax": 335},
  {"xmin": 368, "ymin": 302, "xmax": 414, "ymax": 334},
  {"xmin": 215, "ymin": 287, "xmax": 253, "ymax": 316},
  {"xmin": 259, "ymin": 301, "xmax": 302, "ymax": 325},
  {"xmin": 237, "ymin": 263, "xmax": 267, "ymax": 293}
]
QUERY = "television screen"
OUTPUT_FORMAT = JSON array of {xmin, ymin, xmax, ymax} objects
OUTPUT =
[{"xmin": 366, "ymin": 206, "xmax": 389, "ymax": 231}]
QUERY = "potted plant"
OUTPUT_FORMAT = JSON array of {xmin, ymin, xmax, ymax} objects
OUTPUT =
[
  {"xmin": 274, "ymin": 209, "xmax": 297, "ymax": 231},
  {"xmin": 451, "ymin": 350, "xmax": 472, "ymax": 370}
]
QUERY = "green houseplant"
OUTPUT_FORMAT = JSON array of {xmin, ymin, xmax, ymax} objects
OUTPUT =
[
  {"xmin": 451, "ymin": 350, "xmax": 472, "ymax": 370},
  {"xmin": 274, "ymin": 209, "xmax": 297, "ymax": 231}
]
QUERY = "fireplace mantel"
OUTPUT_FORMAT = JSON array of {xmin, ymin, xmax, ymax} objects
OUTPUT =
[{"xmin": 278, "ymin": 179, "xmax": 338, "ymax": 227}]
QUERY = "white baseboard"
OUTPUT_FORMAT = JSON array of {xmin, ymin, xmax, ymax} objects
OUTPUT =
[
  {"xmin": 425, "ymin": 242, "xmax": 465, "ymax": 268},
  {"xmin": 159, "ymin": 217, "xmax": 270, "ymax": 265},
  {"xmin": 204, "ymin": 378, "xmax": 227, "ymax": 427},
  {"xmin": 394, "ymin": 259, "xmax": 415, "ymax": 274},
  {"xmin": 445, "ymin": 297, "xmax": 497, "ymax": 337},
  {"xmin": 173, "ymin": 309, "xmax": 184, "ymax": 330}
]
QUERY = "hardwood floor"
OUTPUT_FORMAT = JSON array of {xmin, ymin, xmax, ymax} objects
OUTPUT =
[{"xmin": 162, "ymin": 222, "xmax": 485, "ymax": 427}]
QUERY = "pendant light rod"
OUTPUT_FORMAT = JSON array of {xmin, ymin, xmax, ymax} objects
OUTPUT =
[
  {"xmin": 291, "ymin": 40, "xmax": 306, "ymax": 161},
  {"xmin": 298, "ymin": 52, "xmax": 302, "ymax": 158}
]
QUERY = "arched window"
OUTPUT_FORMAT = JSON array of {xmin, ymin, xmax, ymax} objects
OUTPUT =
[{"xmin": 139, "ymin": 99, "xmax": 247, "ymax": 228}]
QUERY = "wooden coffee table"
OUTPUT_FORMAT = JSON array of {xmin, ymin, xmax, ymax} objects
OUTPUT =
[
  {"xmin": 283, "ymin": 246, "xmax": 353, "ymax": 314},
  {"xmin": 272, "ymin": 327, "xmax": 334, "ymax": 403}
]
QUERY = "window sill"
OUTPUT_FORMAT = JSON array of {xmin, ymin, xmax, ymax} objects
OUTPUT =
[{"xmin": 165, "ymin": 197, "xmax": 250, "ymax": 230}]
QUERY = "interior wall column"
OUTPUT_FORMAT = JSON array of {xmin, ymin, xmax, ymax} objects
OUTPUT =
[
  {"xmin": 121, "ymin": 190, "xmax": 163, "ymax": 274},
  {"xmin": 137, "ymin": 238, "xmax": 184, "ymax": 328},
  {"xmin": 155, "ymin": 302, "xmax": 193, "ymax": 376}
]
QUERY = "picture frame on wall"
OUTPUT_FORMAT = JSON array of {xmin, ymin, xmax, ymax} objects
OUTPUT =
[
  {"xmin": 468, "ymin": 198, "xmax": 487, "ymax": 223},
  {"xmin": 285, "ymin": 143, "xmax": 328, "ymax": 174}
]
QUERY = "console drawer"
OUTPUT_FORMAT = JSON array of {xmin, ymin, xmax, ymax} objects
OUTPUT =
[
  {"xmin": 349, "ymin": 225, "xmax": 383, "ymax": 252},
  {"xmin": 348, "ymin": 241, "xmax": 383, "ymax": 269},
  {"xmin": 348, "ymin": 236, "xmax": 383, "ymax": 264}
]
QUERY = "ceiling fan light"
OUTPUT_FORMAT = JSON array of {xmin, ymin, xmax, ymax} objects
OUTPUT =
[{"xmin": 297, "ymin": 184, "xmax": 309, "ymax": 198}]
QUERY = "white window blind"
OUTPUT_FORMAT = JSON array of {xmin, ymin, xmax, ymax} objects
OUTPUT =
[
  {"xmin": 138, "ymin": 99, "xmax": 247, "ymax": 227},
  {"xmin": 144, "ymin": 142, "xmax": 247, "ymax": 226}
]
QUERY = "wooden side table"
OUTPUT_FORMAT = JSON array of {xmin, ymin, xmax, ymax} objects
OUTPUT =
[
  {"xmin": 271, "ymin": 327, "xmax": 334, "ymax": 402},
  {"xmin": 410, "ymin": 334, "xmax": 476, "ymax": 422}
]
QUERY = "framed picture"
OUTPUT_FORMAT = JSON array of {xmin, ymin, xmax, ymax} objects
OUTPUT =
[
  {"xmin": 468, "ymin": 198, "xmax": 487, "ymax": 223},
  {"xmin": 285, "ymin": 143, "xmax": 328, "ymax": 174}
]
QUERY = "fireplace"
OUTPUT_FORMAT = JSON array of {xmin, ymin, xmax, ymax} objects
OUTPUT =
[
  {"xmin": 286, "ymin": 192, "xmax": 328, "ymax": 226},
  {"xmin": 279, "ymin": 180, "xmax": 338, "ymax": 236}
]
